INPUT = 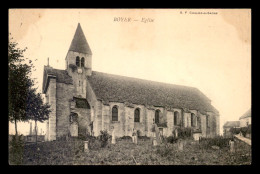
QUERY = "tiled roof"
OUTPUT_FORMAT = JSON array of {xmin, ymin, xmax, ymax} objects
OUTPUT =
[
  {"xmin": 223, "ymin": 121, "xmax": 240, "ymax": 128},
  {"xmin": 69, "ymin": 23, "xmax": 92, "ymax": 54},
  {"xmin": 239, "ymin": 108, "xmax": 251, "ymax": 120},
  {"xmin": 88, "ymin": 71, "xmax": 219, "ymax": 114},
  {"xmin": 42, "ymin": 66, "xmax": 73, "ymax": 93}
]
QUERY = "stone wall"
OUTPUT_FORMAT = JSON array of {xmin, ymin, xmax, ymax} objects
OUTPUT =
[
  {"xmin": 102, "ymin": 105, "xmax": 110, "ymax": 132},
  {"xmin": 146, "ymin": 109, "xmax": 154, "ymax": 137},
  {"xmin": 166, "ymin": 110, "xmax": 174, "ymax": 136},
  {"xmin": 133, "ymin": 105, "xmax": 146, "ymax": 136},
  {"xmin": 184, "ymin": 112, "xmax": 191, "ymax": 127},
  {"xmin": 47, "ymin": 78, "xmax": 57, "ymax": 141},
  {"xmin": 125, "ymin": 106, "xmax": 134, "ymax": 136},
  {"xmin": 56, "ymin": 83, "xmax": 74, "ymax": 138},
  {"xmin": 207, "ymin": 112, "xmax": 216, "ymax": 137},
  {"xmin": 93, "ymin": 101, "xmax": 103, "ymax": 136},
  {"xmin": 216, "ymin": 114, "xmax": 220, "ymax": 135},
  {"xmin": 72, "ymin": 108, "xmax": 91, "ymax": 136},
  {"xmin": 200, "ymin": 113, "xmax": 207, "ymax": 137},
  {"xmin": 108, "ymin": 102, "xmax": 125, "ymax": 137},
  {"xmin": 86, "ymin": 79, "xmax": 100, "ymax": 136}
]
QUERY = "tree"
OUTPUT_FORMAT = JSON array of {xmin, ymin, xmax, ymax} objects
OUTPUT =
[
  {"xmin": 8, "ymin": 36, "xmax": 34, "ymax": 135},
  {"xmin": 26, "ymin": 88, "xmax": 51, "ymax": 144}
]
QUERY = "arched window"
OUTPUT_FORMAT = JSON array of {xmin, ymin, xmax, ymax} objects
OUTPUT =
[
  {"xmin": 206, "ymin": 115, "xmax": 210, "ymax": 128},
  {"xmin": 134, "ymin": 108, "xmax": 140, "ymax": 122},
  {"xmin": 81, "ymin": 57, "xmax": 85, "ymax": 67},
  {"xmin": 174, "ymin": 111, "xmax": 179, "ymax": 126},
  {"xmin": 76, "ymin": 56, "xmax": 80, "ymax": 67},
  {"xmin": 197, "ymin": 116, "xmax": 201, "ymax": 129},
  {"xmin": 112, "ymin": 106, "xmax": 118, "ymax": 121},
  {"xmin": 191, "ymin": 113, "xmax": 195, "ymax": 127},
  {"xmin": 155, "ymin": 110, "xmax": 160, "ymax": 124}
]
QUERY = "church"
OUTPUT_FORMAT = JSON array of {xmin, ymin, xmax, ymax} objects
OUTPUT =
[{"xmin": 43, "ymin": 23, "xmax": 220, "ymax": 141}]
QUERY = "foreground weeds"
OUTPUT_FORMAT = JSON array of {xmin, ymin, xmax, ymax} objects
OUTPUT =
[{"xmin": 10, "ymin": 136, "xmax": 251, "ymax": 165}]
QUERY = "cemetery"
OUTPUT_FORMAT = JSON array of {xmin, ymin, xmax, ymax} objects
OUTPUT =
[{"xmin": 9, "ymin": 126, "xmax": 251, "ymax": 165}]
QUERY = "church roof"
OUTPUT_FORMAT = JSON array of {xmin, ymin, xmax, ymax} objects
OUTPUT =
[
  {"xmin": 42, "ymin": 66, "xmax": 73, "ymax": 93},
  {"xmin": 87, "ymin": 71, "xmax": 219, "ymax": 114},
  {"xmin": 42, "ymin": 67, "xmax": 218, "ymax": 114},
  {"xmin": 69, "ymin": 23, "xmax": 92, "ymax": 54},
  {"xmin": 223, "ymin": 121, "xmax": 240, "ymax": 128},
  {"xmin": 239, "ymin": 108, "xmax": 251, "ymax": 120}
]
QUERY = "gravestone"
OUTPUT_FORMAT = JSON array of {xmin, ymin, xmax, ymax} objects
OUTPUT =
[
  {"xmin": 174, "ymin": 128, "xmax": 178, "ymax": 138},
  {"xmin": 155, "ymin": 124, "xmax": 161, "ymax": 144},
  {"xmin": 229, "ymin": 140, "xmax": 235, "ymax": 153},
  {"xmin": 84, "ymin": 141, "xmax": 89, "ymax": 152},
  {"xmin": 153, "ymin": 133, "xmax": 158, "ymax": 146},
  {"xmin": 111, "ymin": 129, "xmax": 116, "ymax": 144},
  {"xmin": 178, "ymin": 140, "xmax": 183, "ymax": 151}
]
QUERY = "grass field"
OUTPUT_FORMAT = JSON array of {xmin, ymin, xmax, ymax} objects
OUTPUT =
[{"xmin": 9, "ymin": 136, "xmax": 251, "ymax": 165}]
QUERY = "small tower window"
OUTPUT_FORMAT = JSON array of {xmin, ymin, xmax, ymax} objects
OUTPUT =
[
  {"xmin": 81, "ymin": 57, "xmax": 85, "ymax": 67},
  {"xmin": 76, "ymin": 56, "xmax": 80, "ymax": 67}
]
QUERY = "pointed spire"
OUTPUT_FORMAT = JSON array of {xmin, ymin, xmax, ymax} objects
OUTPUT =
[{"xmin": 69, "ymin": 23, "xmax": 92, "ymax": 54}]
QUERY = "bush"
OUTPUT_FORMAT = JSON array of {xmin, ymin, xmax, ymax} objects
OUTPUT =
[
  {"xmin": 138, "ymin": 136, "xmax": 150, "ymax": 141},
  {"xmin": 87, "ymin": 136, "xmax": 101, "ymax": 150},
  {"xmin": 118, "ymin": 136, "xmax": 132, "ymax": 141},
  {"xmin": 173, "ymin": 127, "xmax": 192, "ymax": 139},
  {"xmin": 230, "ymin": 125, "xmax": 251, "ymax": 137},
  {"xmin": 156, "ymin": 145, "xmax": 172, "ymax": 157},
  {"xmin": 240, "ymin": 125, "xmax": 251, "ymax": 137},
  {"xmin": 230, "ymin": 127, "xmax": 241, "ymax": 135},
  {"xmin": 199, "ymin": 136, "xmax": 231, "ymax": 149},
  {"xmin": 166, "ymin": 136, "xmax": 178, "ymax": 144},
  {"xmin": 99, "ymin": 130, "xmax": 110, "ymax": 148},
  {"xmin": 78, "ymin": 133, "xmax": 87, "ymax": 141}
]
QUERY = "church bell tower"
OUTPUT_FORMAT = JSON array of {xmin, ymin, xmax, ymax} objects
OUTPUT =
[{"xmin": 65, "ymin": 23, "xmax": 92, "ymax": 98}]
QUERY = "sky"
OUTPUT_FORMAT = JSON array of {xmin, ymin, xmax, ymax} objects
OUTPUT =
[{"xmin": 8, "ymin": 9, "xmax": 251, "ymax": 135}]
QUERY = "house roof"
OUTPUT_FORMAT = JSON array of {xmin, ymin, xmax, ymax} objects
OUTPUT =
[
  {"xmin": 239, "ymin": 108, "xmax": 251, "ymax": 120},
  {"xmin": 68, "ymin": 23, "xmax": 92, "ymax": 54},
  {"xmin": 87, "ymin": 71, "xmax": 219, "ymax": 114},
  {"xmin": 42, "ymin": 66, "xmax": 73, "ymax": 93},
  {"xmin": 223, "ymin": 121, "xmax": 240, "ymax": 128}
]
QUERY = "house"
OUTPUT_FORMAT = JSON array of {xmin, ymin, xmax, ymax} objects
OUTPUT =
[
  {"xmin": 239, "ymin": 108, "xmax": 251, "ymax": 127},
  {"xmin": 223, "ymin": 121, "xmax": 240, "ymax": 138},
  {"xmin": 239, "ymin": 108, "xmax": 251, "ymax": 139},
  {"xmin": 42, "ymin": 23, "xmax": 220, "ymax": 141}
]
